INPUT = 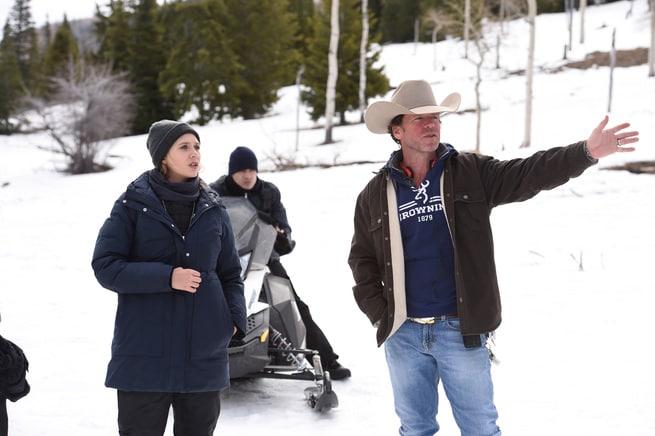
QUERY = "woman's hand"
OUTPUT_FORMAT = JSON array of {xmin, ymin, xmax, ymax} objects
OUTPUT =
[{"xmin": 171, "ymin": 267, "xmax": 201, "ymax": 293}]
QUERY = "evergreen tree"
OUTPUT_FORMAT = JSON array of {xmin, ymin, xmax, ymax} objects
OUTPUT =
[
  {"xmin": 378, "ymin": 0, "xmax": 497, "ymax": 45},
  {"xmin": 379, "ymin": 0, "xmax": 421, "ymax": 43},
  {"xmin": 43, "ymin": 18, "xmax": 52, "ymax": 48},
  {"xmin": 94, "ymin": 0, "xmax": 132, "ymax": 73},
  {"xmin": 301, "ymin": 0, "xmax": 389, "ymax": 125},
  {"xmin": 224, "ymin": 0, "xmax": 300, "ymax": 119},
  {"xmin": 127, "ymin": 0, "xmax": 173, "ymax": 134},
  {"xmin": 287, "ymin": 0, "xmax": 315, "ymax": 62},
  {"xmin": 367, "ymin": 0, "xmax": 383, "ymax": 36},
  {"xmin": 158, "ymin": 0, "xmax": 243, "ymax": 124},
  {"xmin": 0, "ymin": 22, "xmax": 22, "ymax": 133},
  {"xmin": 8, "ymin": 0, "xmax": 40, "ymax": 94},
  {"xmin": 43, "ymin": 16, "xmax": 80, "ymax": 79}
]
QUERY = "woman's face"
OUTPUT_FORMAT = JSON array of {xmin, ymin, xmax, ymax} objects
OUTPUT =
[
  {"xmin": 231, "ymin": 169, "xmax": 257, "ymax": 190},
  {"xmin": 161, "ymin": 133, "xmax": 201, "ymax": 182}
]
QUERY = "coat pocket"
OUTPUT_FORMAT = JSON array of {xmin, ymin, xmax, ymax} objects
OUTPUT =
[
  {"xmin": 112, "ymin": 295, "xmax": 166, "ymax": 357},
  {"xmin": 189, "ymin": 275, "xmax": 233, "ymax": 360},
  {"xmin": 453, "ymin": 189, "xmax": 488, "ymax": 228}
]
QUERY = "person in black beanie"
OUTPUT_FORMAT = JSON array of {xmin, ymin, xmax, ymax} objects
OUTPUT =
[
  {"xmin": 92, "ymin": 120, "xmax": 247, "ymax": 435},
  {"xmin": 211, "ymin": 146, "xmax": 351, "ymax": 380}
]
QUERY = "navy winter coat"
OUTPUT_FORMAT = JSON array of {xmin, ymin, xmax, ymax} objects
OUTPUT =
[{"xmin": 92, "ymin": 172, "xmax": 246, "ymax": 392}]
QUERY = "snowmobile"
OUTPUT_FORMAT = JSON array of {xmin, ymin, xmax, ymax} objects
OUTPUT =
[{"xmin": 222, "ymin": 196, "xmax": 338, "ymax": 412}]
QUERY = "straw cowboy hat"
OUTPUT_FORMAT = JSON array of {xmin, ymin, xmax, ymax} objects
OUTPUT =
[{"xmin": 364, "ymin": 80, "xmax": 461, "ymax": 134}]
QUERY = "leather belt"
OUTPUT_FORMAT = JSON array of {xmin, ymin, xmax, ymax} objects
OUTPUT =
[{"xmin": 408, "ymin": 314, "xmax": 458, "ymax": 324}]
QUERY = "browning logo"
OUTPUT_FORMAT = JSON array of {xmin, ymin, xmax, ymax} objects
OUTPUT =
[{"xmin": 398, "ymin": 180, "xmax": 444, "ymax": 222}]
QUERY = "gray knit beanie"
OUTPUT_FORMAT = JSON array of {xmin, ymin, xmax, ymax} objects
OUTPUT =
[{"xmin": 146, "ymin": 120, "xmax": 200, "ymax": 169}]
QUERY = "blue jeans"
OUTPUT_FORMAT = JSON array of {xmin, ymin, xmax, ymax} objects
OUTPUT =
[{"xmin": 384, "ymin": 318, "xmax": 501, "ymax": 436}]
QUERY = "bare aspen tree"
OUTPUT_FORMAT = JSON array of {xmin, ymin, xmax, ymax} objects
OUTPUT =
[
  {"xmin": 359, "ymin": 0, "xmax": 369, "ymax": 123},
  {"xmin": 500, "ymin": 0, "xmax": 507, "ymax": 33},
  {"xmin": 413, "ymin": 18, "xmax": 419, "ymax": 55},
  {"xmin": 324, "ymin": 0, "xmax": 339, "ymax": 144},
  {"xmin": 498, "ymin": 0, "xmax": 525, "ymax": 36},
  {"xmin": 579, "ymin": 0, "xmax": 587, "ymax": 45},
  {"xmin": 626, "ymin": 0, "xmax": 635, "ymax": 18},
  {"xmin": 566, "ymin": 0, "xmax": 573, "ymax": 52},
  {"xmin": 471, "ymin": 39, "xmax": 488, "ymax": 153},
  {"xmin": 521, "ymin": 0, "xmax": 537, "ymax": 149},
  {"xmin": 467, "ymin": 2, "xmax": 492, "ymax": 153},
  {"xmin": 608, "ymin": 28, "xmax": 616, "ymax": 113},
  {"xmin": 563, "ymin": 0, "xmax": 573, "ymax": 58},
  {"xmin": 450, "ymin": 0, "xmax": 489, "ymax": 152},
  {"xmin": 295, "ymin": 65, "xmax": 304, "ymax": 152},
  {"xmin": 495, "ymin": 0, "xmax": 526, "ymax": 69},
  {"xmin": 464, "ymin": 0, "xmax": 471, "ymax": 59},
  {"xmin": 441, "ymin": 0, "xmax": 489, "ymax": 152},
  {"xmin": 425, "ymin": 9, "xmax": 445, "ymax": 71},
  {"xmin": 649, "ymin": 0, "xmax": 654, "ymax": 77}
]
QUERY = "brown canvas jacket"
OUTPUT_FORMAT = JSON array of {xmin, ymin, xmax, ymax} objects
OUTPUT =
[{"xmin": 349, "ymin": 141, "xmax": 596, "ymax": 346}]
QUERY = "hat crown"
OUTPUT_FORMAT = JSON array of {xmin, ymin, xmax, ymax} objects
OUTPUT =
[
  {"xmin": 229, "ymin": 146, "xmax": 258, "ymax": 175},
  {"xmin": 146, "ymin": 119, "xmax": 199, "ymax": 169},
  {"xmin": 363, "ymin": 80, "xmax": 461, "ymax": 134},
  {"xmin": 390, "ymin": 80, "xmax": 438, "ymax": 110}
]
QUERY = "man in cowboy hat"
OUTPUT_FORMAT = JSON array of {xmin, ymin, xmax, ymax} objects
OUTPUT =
[{"xmin": 348, "ymin": 79, "xmax": 638, "ymax": 435}]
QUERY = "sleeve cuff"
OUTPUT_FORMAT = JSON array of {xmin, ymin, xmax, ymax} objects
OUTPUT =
[{"xmin": 583, "ymin": 141, "xmax": 599, "ymax": 163}]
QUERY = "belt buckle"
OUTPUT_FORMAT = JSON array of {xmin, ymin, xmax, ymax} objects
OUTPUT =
[{"xmin": 409, "ymin": 317, "xmax": 435, "ymax": 325}]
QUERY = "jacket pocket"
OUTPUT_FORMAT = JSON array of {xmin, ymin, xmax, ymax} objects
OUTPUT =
[
  {"xmin": 367, "ymin": 215, "xmax": 385, "ymax": 256},
  {"xmin": 112, "ymin": 295, "xmax": 166, "ymax": 357},
  {"xmin": 189, "ymin": 275, "xmax": 233, "ymax": 360},
  {"xmin": 453, "ymin": 189, "xmax": 488, "ymax": 228}
]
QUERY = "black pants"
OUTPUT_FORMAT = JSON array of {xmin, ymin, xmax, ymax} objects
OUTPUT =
[
  {"xmin": 267, "ymin": 260, "xmax": 339, "ymax": 368},
  {"xmin": 117, "ymin": 390, "xmax": 220, "ymax": 436},
  {"xmin": 0, "ymin": 398, "xmax": 7, "ymax": 436}
]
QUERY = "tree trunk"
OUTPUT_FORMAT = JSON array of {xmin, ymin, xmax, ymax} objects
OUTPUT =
[
  {"xmin": 432, "ymin": 27, "xmax": 439, "ymax": 71},
  {"xmin": 359, "ymin": 0, "xmax": 369, "ymax": 123},
  {"xmin": 608, "ymin": 28, "xmax": 616, "ymax": 113},
  {"xmin": 474, "ymin": 61, "xmax": 482, "ymax": 153},
  {"xmin": 649, "ymin": 0, "xmax": 654, "ymax": 77},
  {"xmin": 579, "ymin": 0, "xmax": 587, "ymax": 45},
  {"xmin": 521, "ymin": 0, "xmax": 537, "ymax": 149},
  {"xmin": 464, "ymin": 0, "xmax": 470, "ymax": 59},
  {"xmin": 324, "ymin": 0, "xmax": 340, "ymax": 144}
]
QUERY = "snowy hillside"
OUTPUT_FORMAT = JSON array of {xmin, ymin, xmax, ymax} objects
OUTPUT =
[{"xmin": 0, "ymin": 1, "xmax": 654, "ymax": 435}]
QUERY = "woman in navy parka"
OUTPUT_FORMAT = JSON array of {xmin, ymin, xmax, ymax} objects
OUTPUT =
[{"xmin": 92, "ymin": 120, "xmax": 246, "ymax": 435}]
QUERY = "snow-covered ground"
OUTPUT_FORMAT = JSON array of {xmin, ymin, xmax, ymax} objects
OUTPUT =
[{"xmin": 1, "ymin": 1, "xmax": 654, "ymax": 434}]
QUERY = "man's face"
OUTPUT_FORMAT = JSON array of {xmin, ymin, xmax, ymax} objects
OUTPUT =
[
  {"xmin": 231, "ymin": 168, "xmax": 257, "ymax": 190},
  {"xmin": 392, "ymin": 113, "xmax": 441, "ymax": 154}
]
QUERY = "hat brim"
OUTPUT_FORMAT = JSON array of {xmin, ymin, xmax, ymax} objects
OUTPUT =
[{"xmin": 364, "ymin": 92, "xmax": 461, "ymax": 134}]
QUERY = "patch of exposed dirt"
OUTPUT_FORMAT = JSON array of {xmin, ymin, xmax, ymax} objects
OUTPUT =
[
  {"xmin": 604, "ymin": 160, "xmax": 655, "ymax": 175},
  {"xmin": 564, "ymin": 47, "xmax": 649, "ymax": 69}
]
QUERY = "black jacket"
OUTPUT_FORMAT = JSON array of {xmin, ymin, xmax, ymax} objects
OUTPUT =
[
  {"xmin": 349, "ymin": 141, "xmax": 596, "ymax": 346},
  {"xmin": 210, "ymin": 175, "xmax": 295, "ymax": 258},
  {"xmin": 0, "ymin": 335, "xmax": 29, "ymax": 402}
]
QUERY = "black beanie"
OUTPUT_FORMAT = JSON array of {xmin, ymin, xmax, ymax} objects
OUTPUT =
[
  {"xmin": 146, "ymin": 120, "xmax": 200, "ymax": 169},
  {"xmin": 228, "ymin": 146, "xmax": 258, "ymax": 175}
]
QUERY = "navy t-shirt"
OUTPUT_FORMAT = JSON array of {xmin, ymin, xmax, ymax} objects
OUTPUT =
[{"xmin": 389, "ymin": 150, "xmax": 458, "ymax": 317}]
